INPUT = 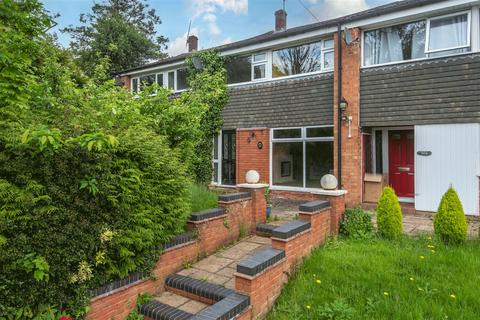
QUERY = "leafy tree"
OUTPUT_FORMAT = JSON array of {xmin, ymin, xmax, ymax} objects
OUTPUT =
[
  {"xmin": 434, "ymin": 187, "xmax": 467, "ymax": 244},
  {"xmin": 376, "ymin": 186, "xmax": 403, "ymax": 238},
  {"xmin": 62, "ymin": 0, "xmax": 168, "ymax": 75}
]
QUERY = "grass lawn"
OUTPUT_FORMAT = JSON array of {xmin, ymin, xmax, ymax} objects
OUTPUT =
[
  {"xmin": 188, "ymin": 184, "xmax": 219, "ymax": 212},
  {"xmin": 267, "ymin": 236, "xmax": 480, "ymax": 320}
]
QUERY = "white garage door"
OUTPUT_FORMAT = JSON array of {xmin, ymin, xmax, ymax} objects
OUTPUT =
[{"xmin": 415, "ymin": 123, "xmax": 480, "ymax": 216}]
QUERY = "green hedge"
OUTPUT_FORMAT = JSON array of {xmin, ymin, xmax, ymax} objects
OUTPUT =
[
  {"xmin": 434, "ymin": 187, "xmax": 467, "ymax": 244},
  {"xmin": 0, "ymin": 1, "xmax": 226, "ymax": 317},
  {"xmin": 376, "ymin": 186, "xmax": 403, "ymax": 239}
]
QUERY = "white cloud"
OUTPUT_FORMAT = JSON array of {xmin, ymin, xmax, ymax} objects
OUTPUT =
[
  {"xmin": 222, "ymin": 37, "xmax": 233, "ymax": 45},
  {"xmin": 307, "ymin": 0, "xmax": 370, "ymax": 22},
  {"xmin": 189, "ymin": 0, "xmax": 247, "ymax": 36},
  {"xmin": 167, "ymin": 27, "xmax": 199, "ymax": 56}
]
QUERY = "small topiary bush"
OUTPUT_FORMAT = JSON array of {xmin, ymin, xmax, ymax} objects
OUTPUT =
[
  {"xmin": 434, "ymin": 187, "xmax": 467, "ymax": 244},
  {"xmin": 376, "ymin": 186, "xmax": 403, "ymax": 238},
  {"xmin": 340, "ymin": 208, "xmax": 373, "ymax": 239}
]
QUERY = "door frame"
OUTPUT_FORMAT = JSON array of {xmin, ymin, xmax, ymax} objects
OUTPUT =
[
  {"xmin": 371, "ymin": 126, "xmax": 414, "ymax": 203},
  {"xmin": 221, "ymin": 129, "xmax": 236, "ymax": 185}
]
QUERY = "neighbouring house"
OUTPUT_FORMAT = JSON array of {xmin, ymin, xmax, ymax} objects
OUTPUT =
[{"xmin": 117, "ymin": 0, "xmax": 480, "ymax": 216}]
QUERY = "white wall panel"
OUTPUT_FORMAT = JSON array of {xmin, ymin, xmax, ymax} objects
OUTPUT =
[{"xmin": 415, "ymin": 123, "xmax": 480, "ymax": 215}]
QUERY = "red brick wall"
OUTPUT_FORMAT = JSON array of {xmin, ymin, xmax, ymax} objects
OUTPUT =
[
  {"xmin": 88, "ymin": 188, "xmax": 268, "ymax": 320},
  {"xmin": 236, "ymin": 128, "xmax": 270, "ymax": 184},
  {"xmin": 235, "ymin": 197, "xmax": 345, "ymax": 319},
  {"xmin": 87, "ymin": 242, "xmax": 198, "ymax": 320},
  {"xmin": 120, "ymin": 75, "xmax": 131, "ymax": 91},
  {"xmin": 235, "ymin": 260, "xmax": 287, "ymax": 319},
  {"xmin": 333, "ymin": 29, "xmax": 363, "ymax": 207}
]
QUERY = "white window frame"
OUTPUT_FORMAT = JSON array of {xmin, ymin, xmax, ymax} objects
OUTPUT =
[
  {"xmin": 425, "ymin": 10, "xmax": 471, "ymax": 54},
  {"xmin": 212, "ymin": 133, "xmax": 222, "ymax": 185},
  {"xmin": 361, "ymin": 9, "xmax": 475, "ymax": 68},
  {"xmin": 269, "ymin": 125, "xmax": 334, "ymax": 191},
  {"xmin": 251, "ymin": 52, "xmax": 268, "ymax": 81}
]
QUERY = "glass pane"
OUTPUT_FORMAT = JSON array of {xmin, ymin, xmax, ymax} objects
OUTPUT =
[
  {"xmin": 156, "ymin": 73, "xmax": 163, "ymax": 87},
  {"xmin": 323, "ymin": 39, "xmax": 334, "ymax": 49},
  {"xmin": 176, "ymin": 68, "xmax": 188, "ymax": 90},
  {"xmin": 139, "ymin": 74, "xmax": 155, "ymax": 90},
  {"xmin": 168, "ymin": 71, "xmax": 175, "ymax": 89},
  {"xmin": 272, "ymin": 142, "xmax": 303, "ymax": 187},
  {"xmin": 272, "ymin": 41, "xmax": 322, "ymax": 78},
  {"xmin": 364, "ymin": 20, "xmax": 426, "ymax": 66},
  {"xmin": 323, "ymin": 51, "xmax": 334, "ymax": 69},
  {"xmin": 306, "ymin": 141, "xmax": 333, "ymax": 188},
  {"xmin": 213, "ymin": 163, "xmax": 218, "ymax": 183},
  {"xmin": 213, "ymin": 135, "xmax": 219, "ymax": 159},
  {"xmin": 132, "ymin": 78, "xmax": 138, "ymax": 93},
  {"xmin": 429, "ymin": 14, "xmax": 468, "ymax": 51},
  {"xmin": 226, "ymin": 55, "xmax": 252, "ymax": 84},
  {"xmin": 273, "ymin": 128, "xmax": 302, "ymax": 139},
  {"xmin": 254, "ymin": 52, "xmax": 266, "ymax": 62},
  {"xmin": 306, "ymin": 127, "xmax": 333, "ymax": 138},
  {"xmin": 375, "ymin": 130, "xmax": 383, "ymax": 174},
  {"xmin": 253, "ymin": 64, "xmax": 266, "ymax": 79}
]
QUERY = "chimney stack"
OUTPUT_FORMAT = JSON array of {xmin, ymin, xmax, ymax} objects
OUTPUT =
[
  {"xmin": 275, "ymin": 9, "xmax": 287, "ymax": 32},
  {"xmin": 187, "ymin": 35, "xmax": 198, "ymax": 52}
]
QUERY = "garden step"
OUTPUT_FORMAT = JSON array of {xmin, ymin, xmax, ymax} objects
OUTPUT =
[
  {"xmin": 165, "ymin": 274, "xmax": 234, "ymax": 304},
  {"xmin": 255, "ymin": 223, "xmax": 277, "ymax": 237},
  {"xmin": 139, "ymin": 299, "xmax": 194, "ymax": 320},
  {"xmin": 160, "ymin": 274, "xmax": 250, "ymax": 320}
]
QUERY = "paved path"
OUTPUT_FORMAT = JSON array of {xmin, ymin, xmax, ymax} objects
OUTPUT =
[
  {"xmin": 177, "ymin": 235, "xmax": 272, "ymax": 290},
  {"xmin": 372, "ymin": 213, "xmax": 479, "ymax": 237}
]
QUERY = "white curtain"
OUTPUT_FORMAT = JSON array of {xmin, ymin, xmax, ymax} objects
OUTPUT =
[{"xmin": 428, "ymin": 14, "xmax": 467, "ymax": 51}]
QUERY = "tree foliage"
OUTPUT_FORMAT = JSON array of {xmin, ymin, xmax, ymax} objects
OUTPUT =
[
  {"xmin": 376, "ymin": 186, "xmax": 403, "ymax": 239},
  {"xmin": 62, "ymin": 0, "xmax": 168, "ymax": 75},
  {"xmin": 434, "ymin": 187, "xmax": 467, "ymax": 244},
  {"xmin": 0, "ymin": 0, "xmax": 227, "ymax": 317}
]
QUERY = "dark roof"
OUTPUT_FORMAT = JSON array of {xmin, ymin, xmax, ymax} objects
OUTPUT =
[{"xmin": 120, "ymin": 0, "xmax": 446, "ymax": 75}]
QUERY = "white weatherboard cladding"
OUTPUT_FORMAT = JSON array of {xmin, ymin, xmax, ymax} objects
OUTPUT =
[{"xmin": 415, "ymin": 123, "xmax": 480, "ymax": 215}]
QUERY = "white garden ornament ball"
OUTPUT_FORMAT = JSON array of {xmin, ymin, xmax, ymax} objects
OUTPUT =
[
  {"xmin": 321, "ymin": 174, "xmax": 338, "ymax": 190},
  {"xmin": 245, "ymin": 170, "xmax": 260, "ymax": 184}
]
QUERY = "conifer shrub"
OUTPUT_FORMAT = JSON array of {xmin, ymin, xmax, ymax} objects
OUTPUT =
[
  {"xmin": 376, "ymin": 186, "xmax": 403, "ymax": 238},
  {"xmin": 434, "ymin": 187, "xmax": 467, "ymax": 244}
]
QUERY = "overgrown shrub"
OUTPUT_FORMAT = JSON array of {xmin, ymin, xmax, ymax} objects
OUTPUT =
[
  {"xmin": 434, "ymin": 187, "xmax": 467, "ymax": 244},
  {"xmin": 0, "ymin": 0, "xmax": 226, "ymax": 317},
  {"xmin": 376, "ymin": 186, "xmax": 403, "ymax": 238},
  {"xmin": 340, "ymin": 208, "xmax": 373, "ymax": 239}
]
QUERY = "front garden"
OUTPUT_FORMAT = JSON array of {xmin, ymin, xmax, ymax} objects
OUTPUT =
[
  {"xmin": 268, "ymin": 187, "xmax": 480, "ymax": 319},
  {"xmin": 267, "ymin": 236, "xmax": 480, "ymax": 319}
]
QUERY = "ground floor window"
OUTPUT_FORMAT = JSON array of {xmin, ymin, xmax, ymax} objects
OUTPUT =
[
  {"xmin": 272, "ymin": 126, "xmax": 333, "ymax": 189},
  {"xmin": 212, "ymin": 134, "xmax": 220, "ymax": 183}
]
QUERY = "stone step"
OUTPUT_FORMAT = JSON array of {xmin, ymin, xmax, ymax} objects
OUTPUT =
[
  {"xmin": 255, "ymin": 223, "xmax": 277, "ymax": 237},
  {"xmin": 159, "ymin": 274, "xmax": 250, "ymax": 320},
  {"xmin": 139, "ymin": 299, "xmax": 194, "ymax": 320}
]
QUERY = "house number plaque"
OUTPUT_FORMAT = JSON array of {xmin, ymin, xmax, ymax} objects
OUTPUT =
[{"xmin": 417, "ymin": 151, "xmax": 432, "ymax": 156}]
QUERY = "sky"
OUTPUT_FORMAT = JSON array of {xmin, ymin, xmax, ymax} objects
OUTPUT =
[{"xmin": 42, "ymin": 0, "xmax": 396, "ymax": 57}]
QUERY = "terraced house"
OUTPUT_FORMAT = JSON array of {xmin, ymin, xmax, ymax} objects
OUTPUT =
[{"xmin": 117, "ymin": 0, "xmax": 480, "ymax": 216}]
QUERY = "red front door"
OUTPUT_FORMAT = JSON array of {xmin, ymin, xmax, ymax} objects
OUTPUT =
[{"xmin": 388, "ymin": 130, "xmax": 414, "ymax": 198}]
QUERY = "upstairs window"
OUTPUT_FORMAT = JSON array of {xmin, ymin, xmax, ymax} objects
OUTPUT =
[
  {"xmin": 364, "ymin": 21, "xmax": 426, "ymax": 66},
  {"xmin": 272, "ymin": 41, "xmax": 323, "ymax": 77},
  {"xmin": 427, "ymin": 12, "xmax": 470, "ymax": 55},
  {"xmin": 226, "ymin": 55, "xmax": 252, "ymax": 84},
  {"xmin": 364, "ymin": 11, "xmax": 471, "ymax": 66},
  {"xmin": 253, "ymin": 52, "xmax": 267, "ymax": 80},
  {"xmin": 176, "ymin": 68, "xmax": 189, "ymax": 90},
  {"xmin": 139, "ymin": 74, "xmax": 155, "ymax": 91}
]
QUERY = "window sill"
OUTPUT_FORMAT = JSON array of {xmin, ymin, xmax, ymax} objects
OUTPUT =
[
  {"xmin": 270, "ymin": 185, "xmax": 347, "ymax": 196},
  {"xmin": 227, "ymin": 69, "xmax": 333, "ymax": 88},
  {"xmin": 361, "ymin": 51, "xmax": 475, "ymax": 69}
]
